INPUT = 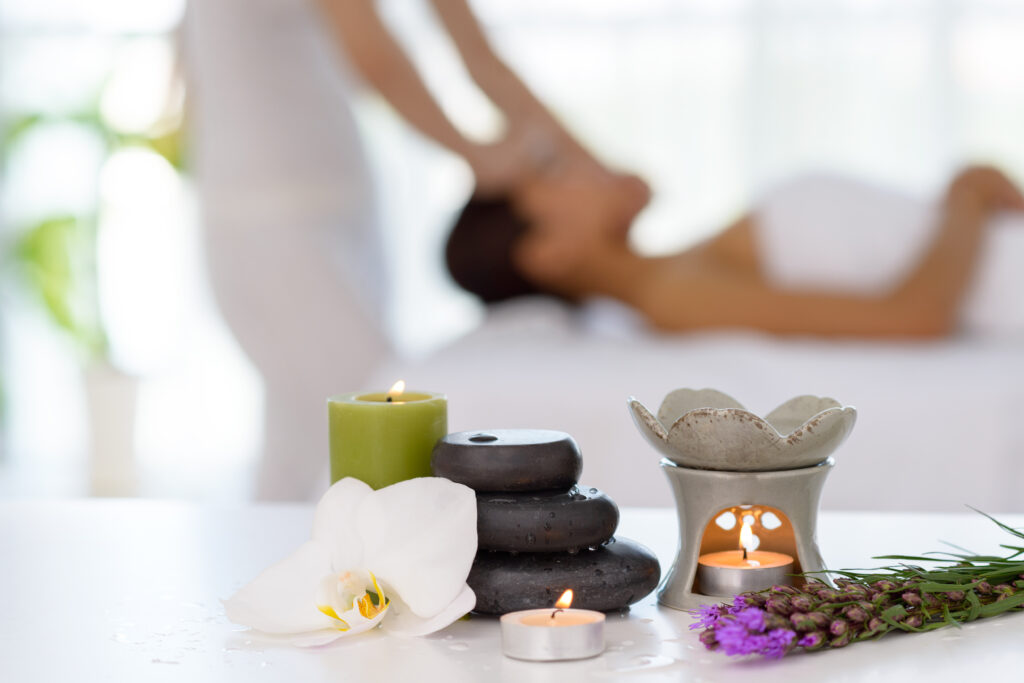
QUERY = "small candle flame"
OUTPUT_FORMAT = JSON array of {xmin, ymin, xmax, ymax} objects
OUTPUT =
[
  {"xmin": 555, "ymin": 589, "xmax": 574, "ymax": 609},
  {"xmin": 739, "ymin": 518, "xmax": 756, "ymax": 553},
  {"xmin": 387, "ymin": 380, "xmax": 406, "ymax": 400}
]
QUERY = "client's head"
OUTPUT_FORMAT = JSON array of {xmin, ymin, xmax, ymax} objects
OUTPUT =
[{"xmin": 445, "ymin": 195, "xmax": 544, "ymax": 304}]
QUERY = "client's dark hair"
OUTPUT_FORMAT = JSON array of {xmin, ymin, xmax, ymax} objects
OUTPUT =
[{"xmin": 445, "ymin": 195, "xmax": 542, "ymax": 304}]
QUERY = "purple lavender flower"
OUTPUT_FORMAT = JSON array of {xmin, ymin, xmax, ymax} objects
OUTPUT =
[
  {"xmin": 763, "ymin": 629, "xmax": 796, "ymax": 658},
  {"xmin": 690, "ymin": 603, "xmax": 724, "ymax": 630},
  {"xmin": 713, "ymin": 621, "xmax": 759, "ymax": 656},
  {"xmin": 736, "ymin": 607, "xmax": 766, "ymax": 632},
  {"xmin": 829, "ymin": 619, "xmax": 848, "ymax": 636}
]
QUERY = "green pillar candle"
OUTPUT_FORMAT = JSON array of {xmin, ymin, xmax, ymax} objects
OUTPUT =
[{"xmin": 328, "ymin": 383, "xmax": 447, "ymax": 489}]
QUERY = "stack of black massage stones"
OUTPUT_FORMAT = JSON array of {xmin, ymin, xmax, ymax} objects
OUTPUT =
[{"xmin": 432, "ymin": 429, "xmax": 661, "ymax": 614}]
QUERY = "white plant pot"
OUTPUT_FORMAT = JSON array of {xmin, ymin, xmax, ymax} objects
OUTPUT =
[{"xmin": 83, "ymin": 362, "xmax": 139, "ymax": 496}]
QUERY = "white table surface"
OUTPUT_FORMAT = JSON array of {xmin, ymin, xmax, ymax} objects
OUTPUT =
[{"xmin": 3, "ymin": 501, "xmax": 1024, "ymax": 682}]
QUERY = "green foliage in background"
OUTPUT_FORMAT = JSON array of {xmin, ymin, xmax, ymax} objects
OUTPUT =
[
  {"xmin": 1, "ymin": 101, "xmax": 184, "ymax": 360},
  {"xmin": 8, "ymin": 215, "xmax": 108, "ymax": 360}
]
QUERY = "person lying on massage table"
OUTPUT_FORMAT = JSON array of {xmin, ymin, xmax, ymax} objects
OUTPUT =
[{"xmin": 447, "ymin": 166, "xmax": 1024, "ymax": 339}]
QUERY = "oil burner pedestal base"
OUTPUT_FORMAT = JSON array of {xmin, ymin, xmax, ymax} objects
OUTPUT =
[{"xmin": 658, "ymin": 458, "xmax": 834, "ymax": 611}]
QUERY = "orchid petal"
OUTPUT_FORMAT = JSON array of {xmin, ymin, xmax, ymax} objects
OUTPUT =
[
  {"xmin": 358, "ymin": 477, "xmax": 477, "ymax": 618},
  {"xmin": 312, "ymin": 477, "xmax": 372, "ymax": 571},
  {"xmin": 382, "ymin": 584, "xmax": 475, "ymax": 637},
  {"xmin": 223, "ymin": 541, "xmax": 335, "ymax": 634}
]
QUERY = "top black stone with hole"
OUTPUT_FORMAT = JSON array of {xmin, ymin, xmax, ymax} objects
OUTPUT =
[{"xmin": 431, "ymin": 429, "xmax": 582, "ymax": 492}]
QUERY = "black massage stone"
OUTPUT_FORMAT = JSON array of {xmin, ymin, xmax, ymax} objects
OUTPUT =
[
  {"xmin": 476, "ymin": 486, "xmax": 618, "ymax": 553},
  {"xmin": 468, "ymin": 537, "xmax": 662, "ymax": 614},
  {"xmin": 431, "ymin": 429, "xmax": 582, "ymax": 492}
]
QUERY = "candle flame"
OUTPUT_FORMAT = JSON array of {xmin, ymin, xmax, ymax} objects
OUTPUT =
[
  {"xmin": 387, "ymin": 380, "xmax": 406, "ymax": 399},
  {"xmin": 555, "ymin": 589, "xmax": 574, "ymax": 609},
  {"xmin": 739, "ymin": 519, "xmax": 756, "ymax": 553}
]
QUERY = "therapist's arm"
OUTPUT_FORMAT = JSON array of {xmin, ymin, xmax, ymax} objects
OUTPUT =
[
  {"xmin": 316, "ymin": 0, "xmax": 531, "ymax": 192},
  {"xmin": 428, "ymin": 0, "xmax": 607, "ymax": 179}
]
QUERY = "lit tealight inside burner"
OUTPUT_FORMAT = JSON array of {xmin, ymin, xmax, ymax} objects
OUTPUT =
[{"xmin": 697, "ymin": 517, "xmax": 794, "ymax": 596}]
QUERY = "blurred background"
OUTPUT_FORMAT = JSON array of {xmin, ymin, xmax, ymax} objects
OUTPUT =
[{"xmin": 2, "ymin": 0, "xmax": 1023, "ymax": 502}]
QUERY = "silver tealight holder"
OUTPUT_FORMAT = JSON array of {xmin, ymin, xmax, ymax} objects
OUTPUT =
[{"xmin": 629, "ymin": 389, "xmax": 856, "ymax": 610}]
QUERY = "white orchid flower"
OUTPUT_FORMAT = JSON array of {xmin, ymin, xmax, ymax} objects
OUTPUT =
[{"xmin": 224, "ymin": 477, "xmax": 478, "ymax": 646}]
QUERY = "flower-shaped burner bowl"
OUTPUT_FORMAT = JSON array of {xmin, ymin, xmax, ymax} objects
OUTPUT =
[{"xmin": 628, "ymin": 389, "xmax": 856, "ymax": 471}]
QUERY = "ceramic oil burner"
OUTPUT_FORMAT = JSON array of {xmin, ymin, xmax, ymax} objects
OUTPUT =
[{"xmin": 628, "ymin": 389, "xmax": 856, "ymax": 610}]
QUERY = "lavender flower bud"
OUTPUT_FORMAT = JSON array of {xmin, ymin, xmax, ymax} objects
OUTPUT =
[
  {"xmin": 903, "ymin": 614, "xmax": 924, "ymax": 629},
  {"xmin": 872, "ymin": 579, "xmax": 898, "ymax": 592},
  {"xmin": 922, "ymin": 593, "xmax": 941, "ymax": 609},
  {"xmin": 865, "ymin": 617, "xmax": 885, "ymax": 634},
  {"xmin": 976, "ymin": 581, "xmax": 992, "ymax": 595},
  {"xmin": 816, "ymin": 589, "xmax": 840, "ymax": 602},
  {"xmin": 946, "ymin": 590, "xmax": 965, "ymax": 601},
  {"xmin": 771, "ymin": 585, "xmax": 800, "ymax": 595},
  {"xmin": 789, "ymin": 612, "xmax": 817, "ymax": 632},
  {"xmin": 829, "ymin": 619, "xmax": 848, "ymax": 636},
  {"xmin": 830, "ymin": 631, "xmax": 851, "ymax": 648},
  {"xmin": 747, "ymin": 592, "xmax": 768, "ymax": 607},
  {"xmin": 791, "ymin": 595, "xmax": 814, "ymax": 612},
  {"xmin": 797, "ymin": 631, "xmax": 826, "ymax": 650},
  {"xmin": 846, "ymin": 584, "xmax": 869, "ymax": 598},
  {"xmin": 763, "ymin": 612, "xmax": 790, "ymax": 631},
  {"xmin": 698, "ymin": 629, "xmax": 718, "ymax": 648},
  {"xmin": 870, "ymin": 591, "xmax": 892, "ymax": 608},
  {"xmin": 807, "ymin": 612, "xmax": 830, "ymax": 629},
  {"xmin": 994, "ymin": 583, "xmax": 1014, "ymax": 596},
  {"xmin": 766, "ymin": 596, "xmax": 794, "ymax": 616},
  {"xmin": 901, "ymin": 591, "xmax": 922, "ymax": 607},
  {"xmin": 842, "ymin": 604, "xmax": 870, "ymax": 623}
]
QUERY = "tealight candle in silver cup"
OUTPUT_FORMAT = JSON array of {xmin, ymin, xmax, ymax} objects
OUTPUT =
[{"xmin": 500, "ymin": 590, "xmax": 605, "ymax": 661}]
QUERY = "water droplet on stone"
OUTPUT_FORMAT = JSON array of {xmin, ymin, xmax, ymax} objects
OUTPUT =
[{"xmin": 589, "ymin": 488, "xmax": 597, "ymax": 494}]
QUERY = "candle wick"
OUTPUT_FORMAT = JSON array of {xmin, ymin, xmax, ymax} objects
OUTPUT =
[
  {"xmin": 743, "ymin": 547, "xmax": 748, "ymax": 561},
  {"xmin": 551, "ymin": 608, "xmax": 564, "ymax": 621},
  {"xmin": 386, "ymin": 396, "xmax": 393, "ymax": 403}
]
